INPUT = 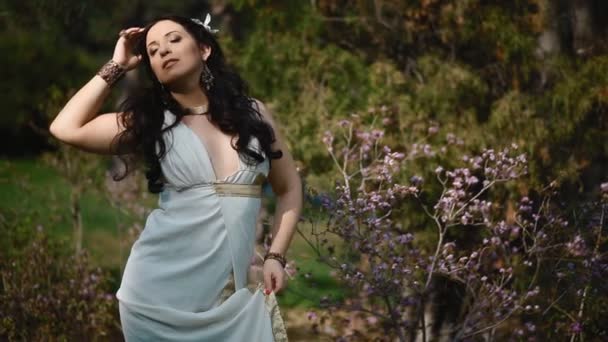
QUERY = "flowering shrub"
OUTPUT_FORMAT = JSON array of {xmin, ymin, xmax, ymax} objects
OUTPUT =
[
  {"xmin": 301, "ymin": 112, "xmax": 607, "ymax": 341},
  {"xmin": 0, "ymin": 223, "xmax": 118, "ymax": 341}
]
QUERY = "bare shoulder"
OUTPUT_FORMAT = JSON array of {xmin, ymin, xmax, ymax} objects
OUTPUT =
[
  {"xmin": 251, "ymin": 97, "xmax": 277, "ymax": 127},
  {"xmin": 250, "ymin": 97, "xmax": 301, "ymax": 195}
]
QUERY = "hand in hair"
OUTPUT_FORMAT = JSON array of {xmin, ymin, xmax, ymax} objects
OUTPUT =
[{"xmin": 113, "ymin": 27, "xmax": 145, "ymax": 70}]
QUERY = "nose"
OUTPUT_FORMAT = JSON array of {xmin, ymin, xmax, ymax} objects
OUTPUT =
[{"xmin": 159, "ymin": 44, "xmax": 171, "ymax": 57}]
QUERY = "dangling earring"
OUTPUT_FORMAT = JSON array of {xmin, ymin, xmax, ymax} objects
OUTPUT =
[{"xmin": 200, "ymin": 60, "xmax": 214, "ymax": 91}]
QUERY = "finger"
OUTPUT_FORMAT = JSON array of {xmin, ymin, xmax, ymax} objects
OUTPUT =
[
  {"xmin": 264, "ymin": 270, "xmax": 273, "ymax": 294},
  {"xmin": 125, "ymin": 30, "xmax": 145, "ymax": 42},
  {"xmin": 127, "ymin": 28, "xmax": 145, "ymax": 35},
  {"xmin": 124, "ymin": 26, "xmax": 143, "ymax": 33},
  {"xmin": 274, "ymin": 277, "xmax": 282, "ymax": 293},
  {"xmin": 133, "ymin": 55, "xmax": 143, "ymax": 65},
  {"xmin": 119, "ymin": 28, "xmax": 134, "ymax": 36},
  {"xmin": 127, "ymin": 55, "xmax": 142, "ymax": 66},
  {"xmin": 120, "ymin": 27, "xmax": 143, "ymax": 37},
  {"xmin": 125, "ymin": 30, "xmax": 142, "ymax": 39}
]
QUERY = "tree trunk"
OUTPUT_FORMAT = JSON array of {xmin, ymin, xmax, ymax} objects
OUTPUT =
[
  {"xmin": 537, "ymin": 0, "xmax": 561, "ymax": 57},
  {"xmin": 572, "ymin": 0, "xmax": 595, "ymax": 55},
  {"xmin": 71, "ymin": 188, "xmax": 82, "ymax": 253}
]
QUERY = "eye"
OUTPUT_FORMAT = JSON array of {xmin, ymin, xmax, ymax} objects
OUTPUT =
[{"xmin": 170, "ymin": 37, "xmax": 181, "ymax": 43}]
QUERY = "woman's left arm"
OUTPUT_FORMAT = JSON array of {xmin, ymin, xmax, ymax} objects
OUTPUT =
[{"xmin": 253, "ymin": 98, "xmax": 303, "ymax": 257}]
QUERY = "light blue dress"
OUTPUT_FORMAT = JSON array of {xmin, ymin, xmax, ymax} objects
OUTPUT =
[{"xmin": 116, "ymin": 109, "xmax": 287, "ymax": 341}]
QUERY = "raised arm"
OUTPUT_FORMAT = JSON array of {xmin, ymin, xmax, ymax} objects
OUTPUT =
[{"xmin": 49, "ymin": 27, "xmax": 144, "ymax": 155}]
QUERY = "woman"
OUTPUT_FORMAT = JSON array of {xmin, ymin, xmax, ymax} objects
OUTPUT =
[{"xmin": 49, "ymin": 13, "xmax": 301, "ymax": 341}]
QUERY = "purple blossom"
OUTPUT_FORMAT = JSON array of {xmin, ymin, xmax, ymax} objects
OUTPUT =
[
  {"xmin": 338, "ymin": 119, "xmax": 350, "ymax": 128},
  {"xmin": 397, "ymin": 233, "xmax": 414, "ymax": 244},
  {"xmin": 566, "ymin": 235, "xmax": 587, "ymax": 257},
  {"xmin": 306, "ymin": 115, "xmax": 605, "ymax": 340},
  {"xmin": 410, "ymin": 175, "xmax": 424, "ymax": 186},
  {"xmin": 570, "ymin": 322, "xmax": 582, "ymax": 334}
]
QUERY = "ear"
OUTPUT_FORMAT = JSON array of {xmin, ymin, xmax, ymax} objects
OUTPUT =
[{"xmin": 199, "ymin": 44, "xmax": 212, "ymax": 61}]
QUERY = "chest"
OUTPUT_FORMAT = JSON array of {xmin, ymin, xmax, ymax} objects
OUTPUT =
[{"xmin": 179, "ymin": 115, "xmax": 241, "ymax": 180}]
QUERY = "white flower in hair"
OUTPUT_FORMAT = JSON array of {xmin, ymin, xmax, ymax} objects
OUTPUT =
[{"xmin": 191, "ymin": 13, "xmax": 220, "ymax": 34}]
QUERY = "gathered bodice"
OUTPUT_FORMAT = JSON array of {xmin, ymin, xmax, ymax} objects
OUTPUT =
[{"xmin": 157, "ymin": 109, "xmax": 270, "ymax": 191}]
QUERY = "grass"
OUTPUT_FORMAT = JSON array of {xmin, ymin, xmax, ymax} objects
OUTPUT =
[
  {"xmin": 1, "ymin": 157, "xmax": 346, "ymax": 311},
  {"xmin": 281, "ymin": 226, "xmax": 348, "ymax": 308},
  {"xmin": 0, "ymin": 158, "xmax": 136, "ymax": 268}
]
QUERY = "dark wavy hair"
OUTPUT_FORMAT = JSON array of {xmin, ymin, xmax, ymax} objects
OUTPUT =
[{"xmin": 111, "ymin": 15, "xmax": 282, "ymax": 193}]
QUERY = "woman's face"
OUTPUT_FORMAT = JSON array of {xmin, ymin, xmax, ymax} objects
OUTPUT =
[{"xmin": 145, "ymin": 20, "xmax": 210, "ymax": 86}]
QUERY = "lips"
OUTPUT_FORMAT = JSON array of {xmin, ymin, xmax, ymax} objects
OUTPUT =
[{"xmin": 162, "ymin": 58, "xmax": 179, "ymax": 69}]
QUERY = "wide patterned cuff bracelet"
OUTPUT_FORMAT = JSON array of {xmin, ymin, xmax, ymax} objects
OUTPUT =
[{"xmin": 97, "ymin": 59, "xmax": 126, "ymax": 86}]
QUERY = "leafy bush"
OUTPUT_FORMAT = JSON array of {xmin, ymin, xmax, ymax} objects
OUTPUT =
[
  {"xmin": 0, "ymin": 218, "xmax": 119, "ymax": 341},
  {"xmin": 299, "ymin": 113, "xmax": 607, "ymax": 340}
]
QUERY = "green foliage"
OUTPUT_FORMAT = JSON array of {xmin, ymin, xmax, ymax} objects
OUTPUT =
[
  {"xmin": 219, "ymin": 1, "xmax": 606, "ymax": 199},
  {"xmin": 229, "ymin": 0, "xmax": 314, "ymax": 32},
  {"xmin": 0, "ymin": 31, "xmax": 92, "ymax": 128},
  {"xmin": 0, "ymin": 215, "xmax": 119, "ymax": 340},
  {"xmin": 543, "ymin": 56, "xmax": 608, "ymax": 138},
  {"xmin": 404, "ymin": 56, "xmax": 488, "ymax": 136},
  {"xmin": 225, "ymin": 30, "xmax": 373, "ymax": 184},
  {"xmin": 0, "ymin": 155, "xmax": 149, "ymax": 271},
  {"xmin": 1, "ymin": 0, "xmax": 607, "ymax": 338}
]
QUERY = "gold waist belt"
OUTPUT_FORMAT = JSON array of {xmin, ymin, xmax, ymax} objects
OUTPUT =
[
  {"xmin": 164, "ymin": 174, "xmax": 266, "ymax": 198},
  {"xmin": 212, "ymin": 182, "xmax": 262, "ymax": 198}
]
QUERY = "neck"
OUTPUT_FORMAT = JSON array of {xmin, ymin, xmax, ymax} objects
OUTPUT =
[{"xmin": 168, "ymin": 81, "xmax": 209, "ymax": 109}]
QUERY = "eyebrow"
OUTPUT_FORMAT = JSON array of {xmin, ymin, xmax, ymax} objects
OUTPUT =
[{"xmin": 147, "ymin": 30, "xmax": 181, "ymax": 47}]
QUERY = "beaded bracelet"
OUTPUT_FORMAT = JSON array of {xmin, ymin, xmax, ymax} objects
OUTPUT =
[
  {"xmin": 97, "ymin": 59, "xmax": 126, "ymax": 86},
  {"xmin": 263, "ymin": 252, "xmax": 287, "ymax": 268}
]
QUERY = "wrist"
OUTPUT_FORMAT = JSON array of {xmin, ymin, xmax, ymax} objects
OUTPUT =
[
  {"xmin": 263, "ymin": 258, "xmax": 283, "ymax": 266},
  {"xmin": 112, "ymin": 58, "xmax": 129, "ymax": 70},
  {"xmin": 97, "ymin": 59, "xmax": 126, "ymax": 86},
  {"xmin": 263, "ymin": 251, "xmax": 287, "ymax": 268}
]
